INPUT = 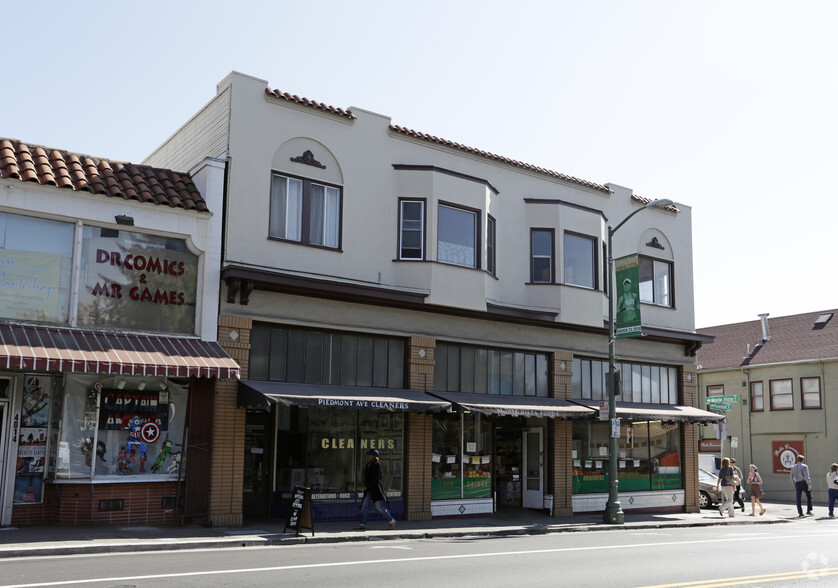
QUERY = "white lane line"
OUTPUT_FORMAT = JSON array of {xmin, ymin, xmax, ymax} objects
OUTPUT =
[{"xmin": 0, "ymin": 532, "xmax": 831, "ymax": 588}]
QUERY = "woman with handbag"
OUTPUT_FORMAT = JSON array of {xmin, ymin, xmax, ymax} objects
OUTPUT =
[
  {"xmin": 714, "ymin": 457, "xmax": 738, "ymax": 518},
  {"xmin": 747, "ymin": 464, "xmax": 766, "ymax": 516}
]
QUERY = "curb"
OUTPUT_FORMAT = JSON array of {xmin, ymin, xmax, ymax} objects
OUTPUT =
[{"xmin": 0, "ymin": 518, "xmax": 792, "ymax": 559}]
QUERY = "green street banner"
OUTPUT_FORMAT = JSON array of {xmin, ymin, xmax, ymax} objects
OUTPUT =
[{"xmin": 615, "ymin": 254, "xmax": 642, "ymax": 338}]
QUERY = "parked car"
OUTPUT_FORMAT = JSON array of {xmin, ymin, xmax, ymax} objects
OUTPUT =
[{"xmin": 698, "ymin": 468, "xmax": 721, "ymax": 508}]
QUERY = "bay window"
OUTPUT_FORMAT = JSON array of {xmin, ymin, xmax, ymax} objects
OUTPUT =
[
  {"xmin": 531, "ymin": 229, "xmax": 553, "ymax": 284},
  {"xmin": 438, "ymin": 204, "xmax": 478, "ymax": 268},
  {"xmin": 564, "ymin": 232, "xmax": 596, "ymax": 289}
]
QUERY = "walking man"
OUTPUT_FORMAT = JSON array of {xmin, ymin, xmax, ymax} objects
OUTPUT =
[
  {"xmin": 790, "ymin": 454, "xmax": 813, "ymax": 517},
  {"xmin": 355, "ymin": 449, "xmax": 396, "ymax": 530},
  {"xmin": 731, "ymin": 458, "xmax": 745, "ymax": 511}
]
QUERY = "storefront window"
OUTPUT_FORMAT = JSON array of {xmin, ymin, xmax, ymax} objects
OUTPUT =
[
  {"xmin": 274, "ymin": 407, "xmax": 405, "ymax": 501},
  {"xmin": 77, "ymin": 227, "xmax": 198, "ymax": 334},
  {"xmin": 431, "ymin": 412, "xmax": 492, "ymax": 499},
  {"xmin": 54, "ymin": 374, "xmax": 187, "ymax": 480},
  {"xmin": 0, "ymin": 212, "xmax": 74, "ymax": 324},
  {"xmin": 571, "ymin": 420, "xmax": 681, "ymax": 493}
]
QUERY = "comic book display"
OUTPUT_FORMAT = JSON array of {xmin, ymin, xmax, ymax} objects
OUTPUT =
[
  {"xmin": 14, "ymin": 375, "xmax": 51, "ymax": 503},
  {"xmin": 55, "ymin": 374, "xmax": 187, "ymax": 480}
]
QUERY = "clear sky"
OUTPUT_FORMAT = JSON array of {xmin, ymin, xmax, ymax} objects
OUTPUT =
[{"xmin": 2, "ymin": 1, "xmax": 835, "ymax": 328}]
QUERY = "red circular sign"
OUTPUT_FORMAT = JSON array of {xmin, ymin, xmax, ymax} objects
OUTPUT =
[{"xmin": 141, "ymin": 422, "xmax": 160, "ymax": 444}]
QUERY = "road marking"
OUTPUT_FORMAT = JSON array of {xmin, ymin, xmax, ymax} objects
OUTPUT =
[
  {"xmin": 370, "ymin": 545, "xmax": 413, "ymax": 549},
  {"xmin": 4, "ymin": 532, "xmax": 838, "ymax": 587},
  {"xmin": 638, "ymin": 567, "xmax": 838, "ymax": 587}
]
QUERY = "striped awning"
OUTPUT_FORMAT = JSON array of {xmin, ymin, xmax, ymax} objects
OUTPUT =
[{"xmin": 0, "ymin": 323, "xmax": 239, "ymax": 378}]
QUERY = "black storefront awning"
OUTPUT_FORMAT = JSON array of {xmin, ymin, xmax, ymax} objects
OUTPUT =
[
  {"xmin": 238, "ymin": 380, "xmax": 452, "ymax": 413},
  {"xmin": 570, "ymin": 400, "xmax": 724, "ymax": 424},
  {"xmin": 429, "ymin": 391, "xmax": 598, "ymax": 419}
]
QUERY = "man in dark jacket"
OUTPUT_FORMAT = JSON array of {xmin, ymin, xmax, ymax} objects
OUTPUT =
[{"xmin": 355, "ymin": 449, "xmax": 396, "ymax": 530}]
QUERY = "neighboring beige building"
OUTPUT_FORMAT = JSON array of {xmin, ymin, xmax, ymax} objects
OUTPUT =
[
  {"xmin": 697, "ymin": 311, "xmax": 838, "ymax": 504},
  {"xmin": 146, "ymin": 71, "xmax": 717, "ymax": 526}
]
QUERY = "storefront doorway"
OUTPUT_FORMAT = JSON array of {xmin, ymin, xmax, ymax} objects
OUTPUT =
[
  {"xmin": 243, "ymin": 410, "xmax": 273, "ymax": 518},
  {"xmin": 522, "ymin": 427, "xmax": 544, "ymax": 509}
]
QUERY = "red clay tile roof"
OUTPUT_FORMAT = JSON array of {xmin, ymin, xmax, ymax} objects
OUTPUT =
[
  {"xmin": 265, "ymin": 88, "xmax": 356, "ymax": 119},
  {"xmin": 697, "ymin": 310, "xmax": 838, "ymax": 371},
  {"xmin": 390, "ymin": 125, "xmax": 612, "ymax": 194},
  {"xmin": 631, "ymin": 194, "xmax": 680, "ymax": 213},
  {"xmin": 0, "ymin": 137, "xmax": 208, "ymax": 212},
  {"xmin": 263, "ymin": 83, "xmax": 610, "ymax": 193}
]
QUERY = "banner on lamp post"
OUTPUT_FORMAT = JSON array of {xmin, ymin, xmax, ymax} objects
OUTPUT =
[{"xmin": 615, "ymin": 254, "xmax": 642, "ymax": 338}]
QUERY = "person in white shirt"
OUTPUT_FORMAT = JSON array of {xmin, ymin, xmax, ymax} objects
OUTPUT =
[{"xmin": 826, "ymin": 463, "xmax": 838, "ymax": 518}]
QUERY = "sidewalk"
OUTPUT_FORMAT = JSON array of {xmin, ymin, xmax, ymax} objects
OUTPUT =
[{"xmin": 0, "ymin": 500, "xmax": 818, "ymax": 559}]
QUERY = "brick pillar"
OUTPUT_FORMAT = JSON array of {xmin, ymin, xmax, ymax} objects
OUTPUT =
[
  {"xmin": 405, "ymin": 336, "xmax": 435, "ymax": 521},
  {"xmin": 208, "ymin": 314, "xmax": 252, "ymax": 527},
  {"xmin": 550, "ymin": 351, "xmax": 574, "ymax": 516},
  {"xmin": 682, "ymin": 366, "xmax": 700, "ymax": 513}
]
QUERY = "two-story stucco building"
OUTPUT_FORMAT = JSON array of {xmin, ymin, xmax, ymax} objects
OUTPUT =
[{"xmin": 145, "ymin": 71, "xmax": 718, "ymax": 526}]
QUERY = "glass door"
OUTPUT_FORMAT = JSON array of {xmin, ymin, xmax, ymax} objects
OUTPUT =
[
  {"xmin": 522, "ymin": 427, "xmax": 543, "ymax": 509},
  {"xmin": 0, "ymin": 377, "xmax": 11, "ymax": 525}
]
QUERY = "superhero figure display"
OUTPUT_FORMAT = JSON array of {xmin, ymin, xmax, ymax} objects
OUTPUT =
[{"xmin": 124, "ymin": 415, "xmax": 148, "ymax": 473}]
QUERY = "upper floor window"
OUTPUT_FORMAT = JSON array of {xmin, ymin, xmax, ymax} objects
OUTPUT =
[
  {"xmin": 487, "ymin": 216, "xmax": 496, "ymax": 275},
  {"xmin": 399, "ymin": 200, "xmax": 425, "ymax": 260},
  {"xmin": 639, "ymin": 256, "xmax": 672, "ymax": 307},
  {"xmin": 434, "ymin": 342, "xmax": 549, "ymax": 397},
  {"xmin": 750, "ymin": 381, "xmax": 764, "ymax": 412},
  {"xmin": 801, "ymin": 377, "xmax": 822, "ymax": 409},
  {"xmin": 438, "ymin": 204, "xmax": 478, "ymax": 268},
  {"xmin": 572, "ymin": 357, "xmax": 679, "ymax": 404},
  {"xmin": 269, "ymin": 173, "xmax": 341, "ymax": 248},
  {"xmin": 564, "ymin": 232, "xmax": 596, "ymax": 289},
  {"xmin": 531, "ymin": 229, "xmax": 554, "ymax": 283},
  {"xmin": 0, "ymin": 212, "xmax": 74, "ymax": 324},
  {"xmin": 769, "ymin": 378, "xmax": 793, "ymax": 410}
]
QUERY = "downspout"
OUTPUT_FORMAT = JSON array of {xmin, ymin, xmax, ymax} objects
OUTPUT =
[{"xmin": 742, "ymin": 368, "xmax": 752, "ymax": 466}]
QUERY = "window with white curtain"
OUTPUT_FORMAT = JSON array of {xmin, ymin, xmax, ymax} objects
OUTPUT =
[{"xmin": 269, "ymin": 173, "xmax": 341, "ymax": 248}]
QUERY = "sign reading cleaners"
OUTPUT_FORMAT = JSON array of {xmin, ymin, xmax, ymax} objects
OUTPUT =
[
  {"xmin": 615, "ymin": 254, "xmax": 642, "ymax": 338},
  {"xmin": 77, "ymin": 231, "xmax": 197, "ymax": 333}
]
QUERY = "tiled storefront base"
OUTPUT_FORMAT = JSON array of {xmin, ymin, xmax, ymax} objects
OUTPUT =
[
  {"xmin": 12, "ymin": 481, "xmax": 184, "ymax": 525},
  {"xmin": 271, "ymin": 499, "xmax": 406, "ymax": 523},
  {"xmin": 572, "ymin": 490, "xmax": 685, "ymax": 514},
  {"xmin": 431, "ymin": 498, "xmax": 494, "ymax": 518}
]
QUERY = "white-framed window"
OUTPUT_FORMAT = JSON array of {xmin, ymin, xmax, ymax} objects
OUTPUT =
[
  {"xmin": 269, "ymin": 173, "xmax": 341, "ymax": 248},
  {"xmin": 437, "ymin": 204, "xmax": 478, "ymax": 268},
  {"xmin": 564, "ymin": 232, "xmax": 596, "ymax": 289},
  {"xmin": 801, "ymin": 377, "xmax": 822, "ymax": 409},
  {"xmin": 531, "ymin": 229, "xmax": 553, "ymax": 283},
  {"xmin": 399, "ymin": 200, "xmax": 425, "ymax": 260},
  {"xmin": 487, "ymin": 216, "xmax": 496, "ymax": 275},
  {"xmin": 769, "ymin": 378, "xmax": 794, "ymax": 410},
  {"xmin": 639, "ymin": 256, "xmax": 673, "ymax": 307},
  {"xmin": 750, "ymin": 381, "xmax": 764, "ymax": 412}
]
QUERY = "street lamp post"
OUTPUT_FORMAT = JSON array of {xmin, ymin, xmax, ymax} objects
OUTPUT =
[{"xmin": 603, "ymin": 198, "xmax": 673, "ymax": 525}]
